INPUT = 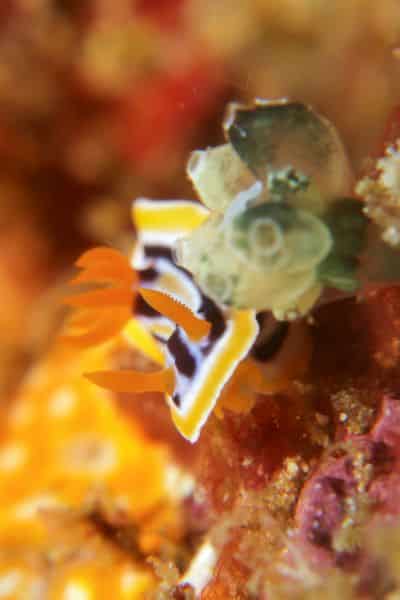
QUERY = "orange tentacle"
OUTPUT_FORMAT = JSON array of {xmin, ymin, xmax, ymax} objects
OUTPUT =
[
  {"xmin": 139, "ymin": 288, "xmax": 211, "ymax": 342},
  {"xmin": 64, "ymin": 287, "xmax": 134, "ymax": 308},
  {"xmin": 66, "ymin": 307, "xmax": 131, "ymax": 330},
  {"xmin": 62, "ymin": 309, "xmax": 132, "ymax": 347},
  {"xmin": 72, "ymin": 246, "xmax": 136, "ymax": 287},
  {"xmin": 85, "ymin": 368, "xmax": 175, "ymax": 395},
  {"xmin": 75, "ymin": 247, "xmax": 132, "ymax": 268},
  {"xmin": 62, "ymin": 247, "xmax": 137, "ymax": 349},
  {"xmin": 61, "ymin": 327, "xmax": 121, "ymax": 348},
  {"xmin": 70, "ymin": 263, "xmax": 136, "ymax": 286}
]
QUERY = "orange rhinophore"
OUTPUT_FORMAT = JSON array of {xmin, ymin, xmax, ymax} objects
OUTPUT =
[
  {"xmin": 139, "ymin": 287, "xmax": 211, "ymax": 342},
  {"xmin": 86, "ymin": 367, "xmax": 175, "ymax": 395}
]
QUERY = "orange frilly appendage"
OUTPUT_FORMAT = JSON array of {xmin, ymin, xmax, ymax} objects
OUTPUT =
[
  {"xmin": 61, "ymin": 248, "xmax": 214, "ymax": 400},
  {"xmin": 86, "ymin": 367, "xmax": 175, "ymax": 396},
  {"xmin": 60, "ymin": 307, "xmax": 132, "ymax": 348},
  {"xmin": 64, "ymin": 287, "xmax": 134, "ymax": 308},
  {"xmin": 62, "ymin": 247, "xmax": 137, "ymax": 348}
]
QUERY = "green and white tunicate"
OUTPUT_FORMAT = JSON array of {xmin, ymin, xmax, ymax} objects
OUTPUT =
[
  {"xmin": 179, "ymin": 100, "xmax": 368, "ymax": 319},
  {"xmin": 176, "ymin": 186, "xmax": 332, "ymax": 318}
]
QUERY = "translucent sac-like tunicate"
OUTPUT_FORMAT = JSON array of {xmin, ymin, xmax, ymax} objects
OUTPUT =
[
  {"xmin": 227, "ymin": 201, "xmax": 332, "ymax": 273},
  {"xmin": 178, "ymin": 100, "xmax": 371, "ymax": 319},
  {"xmin": 176, "ymin": 186, "xmax": 332, "ymax": 318},
  {"xmin": 187, "ymin": 143, "xmax": 257, "ymax": 213},
  {"xmin": 224, "ymin": 99, "xmax": 353, "ymax": 201}
]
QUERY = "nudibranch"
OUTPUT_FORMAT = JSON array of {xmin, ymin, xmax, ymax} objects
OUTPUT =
[{"xmin": 63, "ymin": 100, "xmax": 391, "ymax": 442}]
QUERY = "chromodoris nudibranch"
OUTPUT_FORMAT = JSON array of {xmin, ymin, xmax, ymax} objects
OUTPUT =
[
  {"xmin": 63, "ymin": 198, "xmax": 310, "ymax": 442},
  {"xmin": 63, "ymin": 99, "xmax": 393, "ymax": 442}
]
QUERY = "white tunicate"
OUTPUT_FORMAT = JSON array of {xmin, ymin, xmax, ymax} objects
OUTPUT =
[
  {"xmin": 181, "ymin": 102, "xmax": 355, "ymax": 317},
  {"xmin": 186, "ymin": 144, "xmax": 256, "ymax": 213},
  {"xmin": 280, "ymin": 210, "xmax": 332, "ymax": 273},
  {"xmin": 231, "ymin": 264, "xmax": 317, "ymax": 313},
  {"xmin": 249, "ymin": 217, "xmax": 284, "ymax": 257},
  {"xmin": 222, "ymin": 180, "xmax": 263, "ymax": 225},
  {"xmin": 176, "ymin": 198, "xmax": 332, "ymax": 315},
  {"xmin": 202, "ymin": 272, "xmax": 234, "ymax": 305}
]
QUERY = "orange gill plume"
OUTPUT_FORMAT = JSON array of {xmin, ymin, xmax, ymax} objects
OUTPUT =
[
  {"xmin": 62, "ymin": 247, "xmax": 136, "ymax": 348},
  {"xmin": 85, "ymin": 368, "xmax": 175, "ymax": 395},
  {"xmin": 63, "ymin": 248, "xmax": 212, "ymax": 397},
  {"xmin": 84, "ymin": 288, "xmax": 212, "ymax": 396}
]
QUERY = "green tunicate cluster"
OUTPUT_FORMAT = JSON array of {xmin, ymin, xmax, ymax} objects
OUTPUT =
[
  {"xmin": 180, "ymin": 101, "xmax": 367, "ymax": 319},
  {"xmin": 177, "ymin": 190, "xmax": 332, "ymax": 318},
  {"xmin": 231, "ymin": 202, "xmax": 331, "ymax": 273},
  {"xmin": 317, "ymin": 198, "xmax": 368, "ymax": 292}
]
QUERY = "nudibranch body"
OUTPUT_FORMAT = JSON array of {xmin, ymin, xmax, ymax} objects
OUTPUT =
[{"xmin": 64, "ymin": 100, "xmax": 383, "ymax": 442}]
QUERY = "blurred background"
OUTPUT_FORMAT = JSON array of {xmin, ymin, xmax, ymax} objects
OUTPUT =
[
  {"xmin": 1, "ymin": 0, "xmax": 400, "ymax": 394},
  {"xmin": 1, "ymin": 1, "xmax": 400, "ymax": 597}
]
